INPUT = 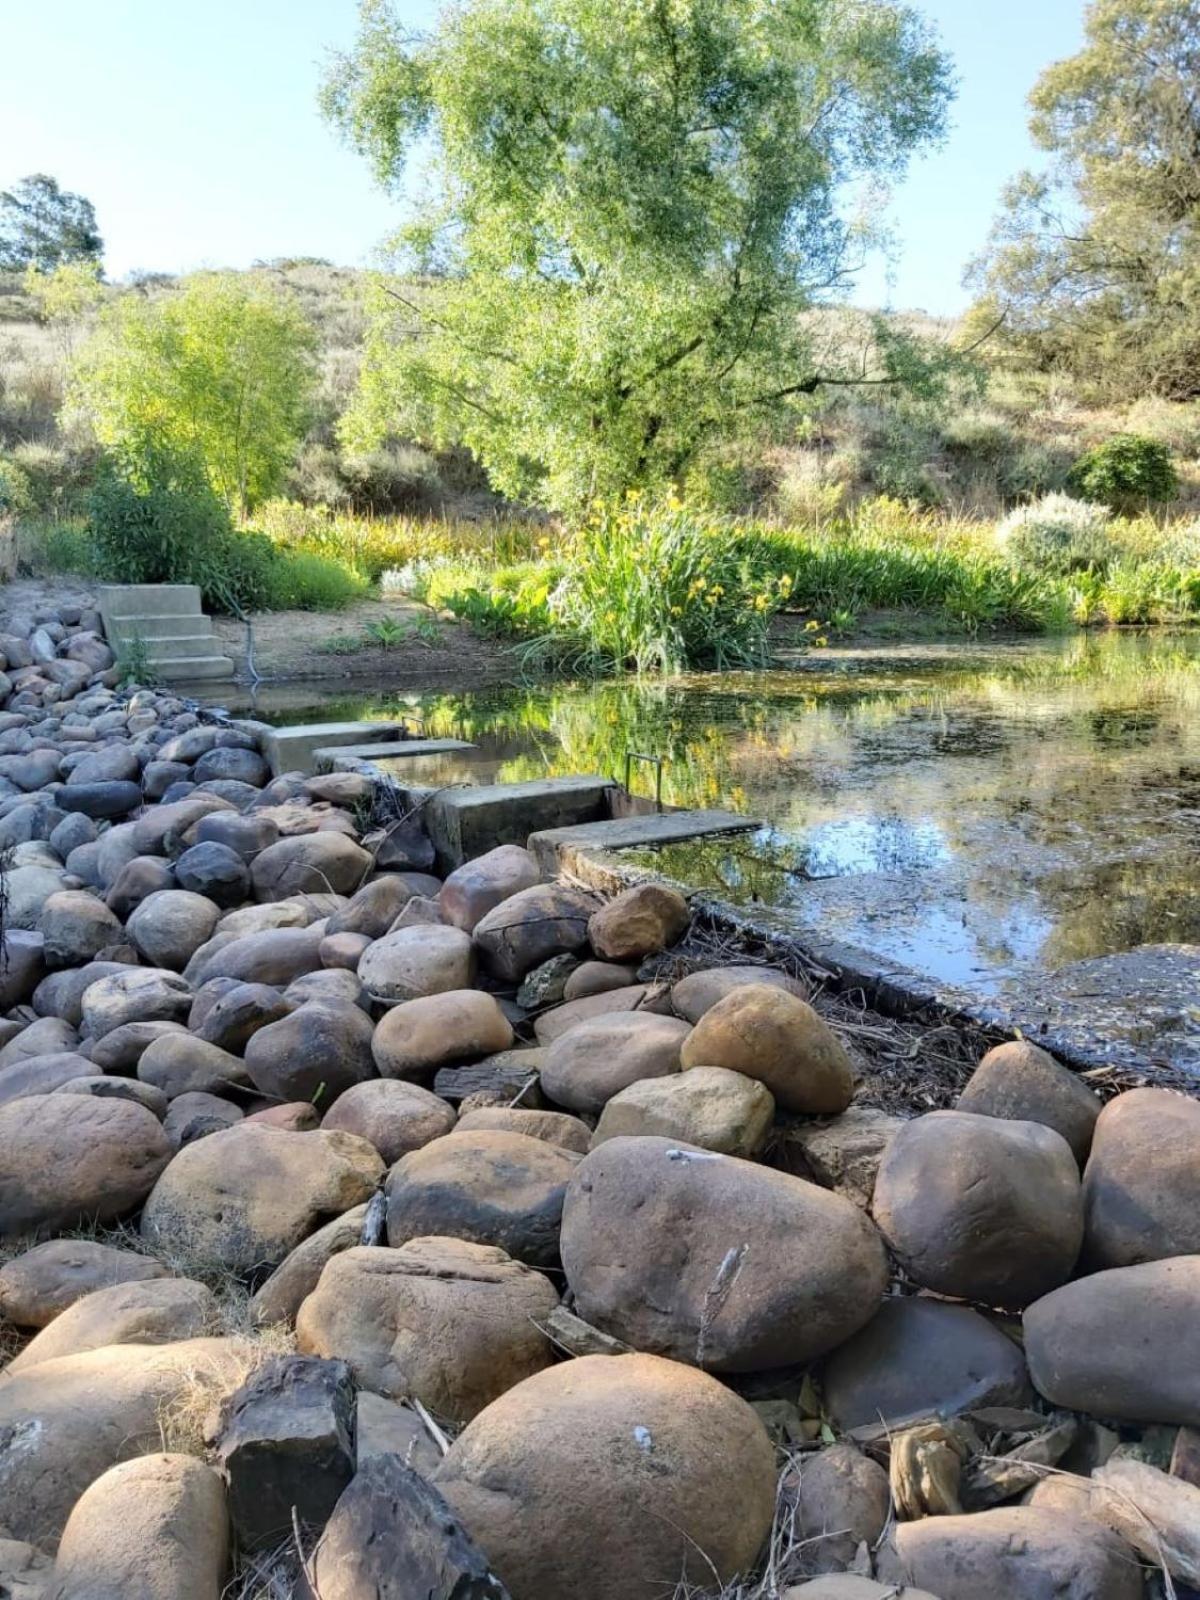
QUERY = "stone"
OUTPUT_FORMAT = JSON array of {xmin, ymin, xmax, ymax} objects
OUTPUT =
[
  {"xmin": 321, "ymin": 930, "xmax": 371, "ymax": 970},
  {"xmin": 322, "ymin": 1079, "xmax": 457, "ymax": 1163},
  {"xmin": 214, "ymin": 1354, "xmax": 355, "ymax": 1549},
  {"xmin": 245, "ymin": 1100, "xmax": 321, "ymax": 1131},
  {"xmin": 883, "ymin": 1506, "xmax": 1142, "ymax": 1600},
  {"xmin": 783, "ymin": 1583, "xmax": 939, "ymax": 1600},
  {"xmin": 308, "ymin": 1455, "xmax": 508, "ymax": 1600},
  {"xmin": 958, "ymin": 1039, "xmax": 1101, "ymax": 1164},
  {"xmin": 46, "ymin": 1453, "xmax": 228, "ymax": 1600},
  {"xmin": 873, "ymin": 1110, "xmax": 1083, "ymax": 1308},
  {"xmin": 0, "ymin": 1050, "xmax": 98, "ymax": 1106},
  {"xmin": 297, "ymin": 1238, "xmax": 558, "ymax": 1421},
  {"xmin": 138, "ymin": 1032, "xmax": 250, "ymax": 1099},
  {"xmin": 773, "ymin": 1108, "xmax": 906, "ymax": 1209},
  {"xmin": 455, "ymin": 1106, "xmax": 591, "ymax": 1152},
  {"xmin": 172, "ymin": 841, "xmax": 250, "ymax": 907},
  {"xmin": 822, "ymin": 1296, "xmax": 1032, "ymax": 1433},
  {"xmin": 194, "ymin": 981, "xmax": 292, "ymax": 1053},
  {"xmin": 540, "ymin": 1012, "xmax": 691, "ymax": 1115},
  {"xmin": 131, "ymin": 794, "xmax": 233, "ymax": 856},
  {"xmin": 141, "ymin": 759, "xmax": 191, "ymax": 801},
  {"xmin": 55, "ymin": 779, "xmax": 142, "ymax": 819},
  {"xmin": 588, "ymin": 882, "xmax": 690, "ymax": 962},
  {"xmin": 0, "ymin": 929, "xmax": 45, "ymax": 1006},
  {"xmin": 564, "ymin": 1138, "xmax": 887, "ymax": 1371},
  {"xmin": 48, "ymin": 810, "xmax": 96, "ymax": 858},
  {"xmin": 0, "ymin": 1239, "xmax": 169, "ymax": 1328},
  {"xmin": 327, "ymin": 875, "xmax": 418, "ymax": 939},
  {"xmin": 4, "ymin": 863, "xmax": 70, "ymax": 929},
  {"xmin": 562, "ymin": 960, "xmax": 636, "ymax": 1001},
  {"xmin": 33, "ymin": 961, "xmax": 127, "ymax": 1027},
  {"xmin": 434, "ymin": 1049, "xmax": 547, "ymax": 1107},
  {"xmin": 358, "ymin": 925, "xmax": 476, "ymax": 1004},
  {"xmin": 64, "ymin": 743, "xmax": 139, "ymax": 785},
  {"xmin": 386, "ymin": 1130, "xmax": 581, "ymax": 1269},
  {"xmin": 41, "ymin": 889, "xmax": 123, "ymax": 968},
  {"xmin": 0, "ymin": 1015, "xmax": 78, "ymax": 1067},
  {"xmin": 285, "ymin": 966, "xmax": 366, "ymax": 1010},
  {"xmin": 251, "ymin": 834, "xmax": 372, "ymax": 901},
  {"xmin": 0, "ymin": 1096, "xmax": 171, "ymax": 1240},
  {"xmin": 1024, "ymin": 1255, "xmax": 1200, "ymax": 1425},
  {"xmin": 244, "ymin": 1001, "xmax": 376, "ymax": 1105},
  {"xmin": 670, "ymin": 964, "xmax": 809, "ymax": 1021},
  {"xmin": 0, "ymin": 1338, "xmax": 246, "ymax": 1550},
  {"xmin": 355, "ymin": 1392, "xmax": 443, "ymax": 1475},
  {"xmin": 8, "ymin": 1277, "xmax": 217, "ymax": 1374},
  {"xmin": 81, "ymin": 967, "xmax": 193, "ymax": 1038},
  {"xmin": 106, "ymin": 855, "xmax": 176, "ymax": 918},
  {"xmin": 681, "ymin": 985, "xmax": 854, "ymax": 1115},
  {"xmin": 127, "ymin": 889, "xmax": 221, "ymax": 970},
  {"xmin": 435, "ymin": 1354, "xmax": 776, "ymax": 1600},
  {"xmin": 1082, "ymin": 1087, "xmax": 1200, "ymax": 1269},
  {"xmin": 591, "ymin": 1065, "xmax": 775, "ymax": 1157},
  {"xmin": 56, "ymin": 1075, "xmax": 169, "ymax": 1117},
  {"xmin": 249, "ymin": 1205, "xmax": 369, "ymax": 1328},
  {"xmin": 192, "ymin": 810, "xmax": 280, "ymax": 860},
  {"xmin": 532, "ymin": 983, "xmax": 674, "ymax": 1044},
  {"xmin": 516, "ymin": 952, "xmax": 580, "ymax": 1011},
  {"xmin": 0, "ymin": 747, "xmax": 60, "ymax": 790},
  {"xmin": 164, "ymin": 1091, "xmax": 244, "ymax": 1146},
  {"xmin": 141, "ymin": 1124, "xmax": 383, "ymax": 1273},
  {"xmin": 1088, "ymin": 1457, "xmax": 1200, "ymax": 1587},
  {"xmin": 372, "ymin": 990, "xmax": 514, "ymax": 1081},
  {"xmin": 793, "ymin": 1443, "xmax": 891, "ymax": 1575},
  {"xmin": 439, "ymin": 844, "xmax": 542, "ymax": 933},
  {"xmin": 192, "ymin": 745, "xmax": 269, "ymax": 787},
  {"xmin": 472, "ymin": 882, "xmax": 597, "ymax": 982},
  {"xmin": 186, "ymin": 925, "xmax": 325, "ymax": 988},
  {"xmin": 0, "ymin": 1537, "xmax": 51, "ymax": 1600}
]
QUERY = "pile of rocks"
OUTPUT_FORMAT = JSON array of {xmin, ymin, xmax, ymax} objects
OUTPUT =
[{"xmin": 0, "ymin": 601, "xmax": 1196, "ymax": 1600}]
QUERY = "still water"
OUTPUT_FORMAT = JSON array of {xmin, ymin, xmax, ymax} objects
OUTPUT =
[{"xmin": 257, "ymin": 630, "xmax": 1200, "ymax": 999}]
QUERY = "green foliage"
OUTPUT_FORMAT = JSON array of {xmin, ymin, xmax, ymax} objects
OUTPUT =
[
  {"xmin": 71, "ymin": 272, "xmax": 318, "ymax": 511},
  {"xmin": 326, "ymin": 0, "xmax": 954, "ymax": 510},
  {"xmin": 0, "ymin": 176, "xmax": 103, "ymax": 273},
  {"xmin": 997, "ymin": 493, "xmax": 1113, "ymax": 575},
  {"xmin": 114, "ymin": 631, "xmax": 158, "ymax": 688},
  {"xmin": 971, "ymin": 0, "xmax": 1200, "ymax": 401},
  {"xmin": 1068, "ymin": 434, "xmax": 1179, "ymax": 508},
  {"xmin": 263, "ymin": 551, "xmax": 369, "ymax": 610},
  {"xmin": 19, "ymin": 516, "xmax": 101, "ymax": 577},
  {"xmin": 0, "ymin": 456, "xmax": 32, "ymax": 516}
]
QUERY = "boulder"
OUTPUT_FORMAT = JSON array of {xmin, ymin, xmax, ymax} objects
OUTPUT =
[
  {"xmin": 532, "ymin": 983, "xmax": 674, "ymax": 1044},
  {"xmin": 46, "ymin": 1452, "xmax": 228, "ymax": 1600},
  {"xmin": 297, "ymin": 1238, "xmax": 558, "ymax": 1421},
  {"xmin": 137, "ymin": 1032, "xmax": 249, "ymax": 1099},
  {"xmin": 284, "ymin": 966, "xmax": 366, "ymax": 1010},
  {"xmin": 327, "ymin": 875, "xmax": 418, "ymax": 939},
  {"xmin": 386, "ymin": 1130, "xmax": 581, "ymax": 1269},
  {"xmin": 244, "ymin": 1001, "xmax": 376, "ymax": 1105},
  {"xmin": 773, "ymin": 1107, "xmax": 905, "ymax": 1209},
  {"xmin": 0, "ymin": 1014, "xmax": 77, "ymax": 1066},
  {"xmin": 130, "ymin": 795, "xmax": 233, "ymax": 856},
  {"xmin": 793, "ymin": 1443, "xmax": 891, "ymax": 1575},
  {"xmin": 562, "ymin": 960, "xmax": 637, "ymax": 1002},
  {"xmin": 0, "ymin": 1536, "xmax": 51, "ymax": 1600},
  {"xmin": 455, "ymin": 1105, "xmax": 591, "ymax": 1153},
  {"xmin": 193, "ymin": 981, "xmax": 291, "ymax": 1053},
  {"xmin": 1024, "ymin": 1255, "xmax": 1200, "ymax": 1425},
  {"xmin": 669, "ymin": 964, "xmax": 809, "ymax": 1022},
  {"xmin": 249, "ymin": 1205, "xmax": 368, "ymax": 1328},
  {"xmin": 591, "ymin": 1065, "xmax": 775, "ymax": 1157},
  {"xmin": 1082, "ymin": 1087, "xmax": 1200, "ymax": 1269},
  {"xmin": 245, "ymin": 1101, "xmax": 321, "ymax": 1131},
  {"xmin": 322, "ymin": 1079, "xmax": 457, "ymax": 1163},
  {"xmin": 562, "ymin": 1137, "xmax": 888, "ymax": 1370},
  {"xmin": 163, "ymin": 1091, "xmax": 244, "ymax": 1147},
  {"xmin": 33, "ymin": 961, "xmax": 127, "ymax": 1027},
  {"xmin": 957, "ymin": 1040, "xmax": 1101, "ymax": 1165},
  {"xmin": 371, "ymin": 990, "xmax": 514, "ymax": 1081},
  {"xmin": 64, "ymin": 744, "xmax": 139, "ymax": 785},
  {"xmin": 105, "ymin": 855, "xmax": 176, "ymax": 918},
  {"xmin": 435, "ymin": 1354, "xmax": 776, "ymax": 1600},
  {"xmin": 251, "ymin": 834, "xmax": 371, "ymax": 901},
  {"xmin": 321, "ymin": 930, "xmax": 371, "ymax": 970},
  {"xmin": 354, "ymin": 1392, "xmax": 443, "ymax": 1475},
  {"xmin": 185, "ymin": 925, "xmax": 325, "ymax": 988},
  {"xmin": 126, "ymin": 890, "xmax": 221, "ymax": 970},
  {"xmin": 0, "ymin": 1051, "xmax": 97, "ymax": 1107},
  {"xmin": 821, "ymin": 1296, "xmax": 1032, "ymax": 1433},
  {"xmin": 141, "ymin": 1124, "xmax": 383, "ymax": 1273},
  {"xmin": 55, "ymin": 1075, "xmax": 170, "ymax": 1117},
  {"xmin": 540, "ymin": 1012, "xmax": 692, "ymax": 1115},
  {"xmin": 439, "ymin": 845, "xmax": 542, "ymax": 933},
  {"xmin": 0, "ymin": 929, "xmax": 45, "ymax": 1007},
  {"xmin": 358, "ymin": 925, "xmax": 476, "ymax": 1004},
  {"xmin": 56, "ymin": 779, "xmax": 142, "ymax": 819},
  {"xmin": 783, "ymin": 1583, "xmax": 938, "ymax": 1600},
  {"xmin": 588, "ymin": 883, "xmax": 690, "ymax": 961},
  {"xmin": 87, "ymin": 1019, "xmax": 188, "ymax": 1074},
  {"xmin": 0, "ymin": 1096, "xmax": 171, "ymax": 1239},
  {"xmin": 872, "ymin": 1110, "xmax": 1083, "ymax": 1308},
  {"xmin": 5, "ymin": 863, "xmax": 70, "ymax": 929},
  {"xmin": 80, "ymin": 968, "xmax": 193, "ymax": 1038},
  {"xmin": 0, "ymin": 1239, "xmax": 169, "ymax": 1328},
  {"xmin": 41, "ymin": 890, "xmax": 123, "ymax": 968},
  {"xmin": 8, "ymin": 1277, "xmax": 216, "ymax": 1374},
  {"xmin": 472, "ymin": 883, "xmax": 597, "ymax": 982},
  {"xmin": 192, "ymin": 745, "xmax": 269, "ymax": 787},
  {"xmin": 883, "ymin": 1506, "xmax": 1142, "ymax": 1600},
  {"xmin": 192, "ymin": 810, "xmax": 280, "ymax": 860},
  {"xmin": 171, "ymin": 841, "xmax": 250, "ymax": 907},
  {"xmin": 680, "ymin": 985, "xmax": 853, "ymax": 1115},
  {"xmin": 516, "ymin": 952, "xmax": 580, "ymax": 1011}
]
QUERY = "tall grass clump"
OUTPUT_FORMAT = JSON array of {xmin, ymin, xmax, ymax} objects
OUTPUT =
[{"xmin": 996, "ymin": 493, "xmax": 1113, "ymax": 575}]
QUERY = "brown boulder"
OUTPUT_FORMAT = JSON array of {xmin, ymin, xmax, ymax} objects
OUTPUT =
[
  {"xmin": 957, "ymin": 1039, "xmax": 1100, "ymax": 1164},
  {"xmin": 435, "ymin": 1354, "xmax": 776, "ymax": 1600},
  {"xmin": 41, "ymin": 890, "xmax": 124, "ymax": 969},
  {"xmin": 126, "ymin": 889, "xmax": 221, "ymax": 971},
  {"xmin": 472, "ymin": 882, "xmax": 597, "ymax": 982},
  {"xmin": 249, "ymin": 1205, "xmax": 368, "ymax": 1328},
  {"xmin": 358, "ymin": 925, "xmax": 476, "ymax": 1003},
  {"xmin": 8, "ymin": 1277, "xmax": 216, "ymax": 1373},
  {"xmin": 562, "ymin": 960, "xmax": 636, "ymax": 1001},
  {"xmin": 1082, "ymin": 1087, "xmax": 1200, "ymax": 1269},
  {"xmin": 185, "ymin": 925, "xmax": 325, "ymax": 988},
  {"xmin": 680, "ymin": 984, "xmax": 853, "ymax": 1115},
  {"xmin": 455, "ymin": 1105, "xmax": 591, "ymax": 1153},
  {"xmin": 439, "ymin": 844, "xmax": 542, "ymax": 932},
  {"xmin": 532, "ymin": 983, "xmax": 674, "ymax": 1044},
  {"xmin": 540, "ymin": 1012, "xmax": 691, "ymax": 1115},
  {"xmin": 591, "ymin": 1064, "xmax": 774, "ymax": 1157},
  {"xmin": 322, "ymin": 1079, "xmax": 456, "ymax": 1163},
  {"xmin": 562, "ymin": 1137, "xmax": 888, "ymax": 1370},
  {"xmin": 137, "ymin": 1032, "xmax": 249, "ymax": 1099},
  {"xmin": 774, "ymin": 1107, "xmax": 905, "ymax": 1209},
  {"xmin": 671, "ymin": 963, "xmax": 807, "ymax": 1022},
  {"xmin": 296, "ymin": 1238, "xmax": 558, "ymax": 1421},
  {"xmin": 250, "ymin": 832, "xmax": 372, "ymax": 900},
  {"xmin": 326, "ymin": 875, "xmax": 418, "ymax": 939},
  {"xmin": 244, "ymin": 1000, "xmax": 376, "ymax": 1104},
  {"xmin": 792, "ymin": 1443, "xmax": 891, "ymax": 1575},
  {"xmin": 372, "ymin": 989, "xmax": 514, "ymax": 1080},
  {"xmin": 0, "ymin": 1239, "xmax": 169, "ymax": 1329},
  {"xmin": 80, "ymin": 968, "xmax": 193, "ymax": 1038},
  {"xmin": 193, "ymin": 981, "xmax": 291, "ymax": 1053},
  {"xmin": 587, "ymin": 882, "xmax": 689, "ymax": 962},
  {"xmin": 872, "ymin": 1110, "xmax": 1083, "ymax": 1308}
]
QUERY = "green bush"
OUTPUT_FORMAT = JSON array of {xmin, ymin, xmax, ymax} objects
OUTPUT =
[
  {"xmin": 996, "ymin": 493, "xmax": 1113, "ymax": 575},
  {"xmin": 19, "ymin": 516, "xmax": 101, "ymax": 576},
  {"xmin": 263, "ymin": 550, "xmax": 368, "ymax": 610},
  {"xmin": 1068, "ymin": 435, "xmax": 1179, "ymax": 507},
  {"xmin": 0, "ymin": 455, "xmax": 31, "ymax": 516}
]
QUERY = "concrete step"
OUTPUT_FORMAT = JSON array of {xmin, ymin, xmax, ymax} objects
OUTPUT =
[
  {"xmin": 151, "ymin": 655, "xmax": 237, "ymax": 682},
  {"xmin": 426, "ymin": 776, "xmax": 616, "ymax": 869},
  {"xmin": 99, "ymin": 584, "xmax": 204, "ymax": 620},
  {"xmin": 107, "ymin": 614, "xmax": 216, "ymax": 644},
  {"xmin": 313, "ymin": 738, "xmax": 477, "ymax": 766},
  {"xmin": 264, "ymin": 720, "xmax": 419, "ymax": 776},
  {"xmin": 125, "ymin": 633, "xmax": 220, "ymax": 662},
  {"xmin": 528, "ymin": 808, "xmax": 760, "ymax": 874}
]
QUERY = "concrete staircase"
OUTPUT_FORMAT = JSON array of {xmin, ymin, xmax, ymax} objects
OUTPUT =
[{"xmin": 98, "ymin": 585, "xmax": 236, "ymax": 683}]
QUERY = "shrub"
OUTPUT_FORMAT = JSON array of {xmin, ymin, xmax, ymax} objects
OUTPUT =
[
  {"xmin": 0, "ymin": 454, "xmax": 31, "ymax": 516},
  {"xmin": 339, "ymin": 444, "xmax": 441, "ymax": 511},
  {"xmin": 996, "ymin": 493, "xmax": 1113, "ymax": 574},
  {"xmin": 19, "ymin": 516, "xmax": 100, "ymax": 576},
  {"xmin": 262, "ymin": 550, "xmax": 368, "ymax": 610},
  {"xmin": 1068, "ymin": 434, "xmax": 1179, "ymax": 507}
]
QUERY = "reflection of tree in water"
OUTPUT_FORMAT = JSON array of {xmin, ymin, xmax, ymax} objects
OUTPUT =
[{"xmin": 1037, "ymin": 855, "xmax": 1200, "ymax": 971}]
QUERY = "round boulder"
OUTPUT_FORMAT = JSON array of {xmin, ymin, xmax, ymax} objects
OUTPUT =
[
  {"xmin": 41, "ymin": 890, "xmax": 123, "ymax": 969},
  {"xmin": 957, "ymin": 1040, "xmax": 1100, "ymax": 1165},
  {"xmin": 670, "ymin": 963, "xmax": 808, "ymax": 1022},
  {"xmin": 562, "ymin": 1137, "xmax": 888, "ymax": 1370},
  {"xmin": 591, "ymin": 1065, "xmax": 775, "ymax": 1157},
  {"xmin": 244, "ymin": 1001, "xmax": 376, "ymax": 1104},
  {"xmin": 587, "ymin": 882, "xmax": 690, "ymax": 962},
  {"xmin": 872, "ymin": 1110, "xmax": 1083, "ymax": 1308},
  {"xmin": 680, "ymin": 985, "xmax": 853, "ymax": 1115},
  {"xmin": 371, "ymin": 990, "xmax": 513, "ymax": 1081},
  {"xmin": 439, "ymin": 844, "xmax": 542, "ymax": 933},
  {"xmin": 137, "ymin": 1033, "xmax": 249, "ymax": 1100},
  {"xmin": 8, "ymin": 1276, "xmax": 217, "ymax": 1374},
  {"xmin": 250, "ymin": 834, "xmax": 372, "ymax": 901},
  {"xmin": 472, "ymin": 883, "xmax": 596, "ymax": 982},
  {"xmin": 357, "ymin": 925, "xmax": 476, "ymax": 1004},
  {"xmin": 322, "ymin": 1079, "xmax": 456, "ymax": 1163},
  {"xmin": 455, "ymin": 1105, "xmax": 591, "ymax": 1153},
  {"xmin": 1082, "ymin": 1087, "xmax": 1200, "ymax": 1269},
  {"xmin": 0, "ymin": 1239, "xmax": 170, "ymax": 1328},
  {"xmin": 434, "ymin": 1354, "xmax": 776, "ymax": 1600},
  {"xmin": 540, "ymin": 1012, "xmax": 692, "ymax": 1115},
  {"xmin": 126, "ymin": 889, "xmax": 221, "ymax": 971},
  {"xmin": 81, "ymin": 968, "xmax": 193, "ymax": 1039},
  {"xmin": 793, "ymin": 1443, "xmax": 891, "ymax": 1576}
]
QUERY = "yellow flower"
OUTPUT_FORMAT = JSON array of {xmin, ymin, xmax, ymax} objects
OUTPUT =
[
  {"xmin": 804, "ymin": 619, "xmax": 820, "ymax": 632},
  {"xmin": 816, "ymin": 635, "xmax": 828, "ymax": 647}
]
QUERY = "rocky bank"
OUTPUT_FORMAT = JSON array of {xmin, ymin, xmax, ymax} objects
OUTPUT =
[{"xmin": 0, "ymin": 596, "xmax": 1196, "ymax": 1599}]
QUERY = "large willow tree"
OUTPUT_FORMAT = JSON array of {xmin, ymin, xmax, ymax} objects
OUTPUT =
[
  {"xmin": 323, "ymin": 0, "xmax": 952, "ymax": 509},
  {"xmin": 971, "ymin": 0, "xmax": 1200, "ymax": 400}
]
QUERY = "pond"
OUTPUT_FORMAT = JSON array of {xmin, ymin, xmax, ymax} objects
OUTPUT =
[{"xmin": 245, "ymin": 629, "xmax": 1200, "ymax": 1004}]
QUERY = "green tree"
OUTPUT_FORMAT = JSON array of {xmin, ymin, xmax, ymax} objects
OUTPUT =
[
  {"xmin": 322, "ymin": 0, "xmax": 953, "ymax": 510},
  {"xmin": 0, "ymin": 175, "xmax": 103, "ymax": 273},
  {"xmin": 970, "ymin": 0, "xmax": 1200, "ymax": 400},
  {"xmin": 24, "ymin": 261, "xmax": 106, "ymax": 360},
  {"xmin": 71, "ymin": 272, "xmax": 318, "ymax": 511}
]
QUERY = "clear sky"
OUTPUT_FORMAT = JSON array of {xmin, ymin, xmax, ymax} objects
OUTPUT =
[{"xmin": 0, "ymin": 0, "xmax": 1086, "ymax": 314}]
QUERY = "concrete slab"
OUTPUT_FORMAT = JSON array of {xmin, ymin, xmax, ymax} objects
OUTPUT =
[
  {"xmin": 528, "ymin": 809, "xmax": 759, "ymax": 875},
  {"xmin": 312, "ymin": 739, "xmax": 477, "ymax": 766},
  {"xmin": 263, "ymin": 720, "xmax": 413, "ymax": 776},
  {"xmin": 426, "ymin": 775, "xmax": 616, "ymax": 869},
  {"xmin": 99, "ymin": 584, "xmax": 203, "ymax": 620}
]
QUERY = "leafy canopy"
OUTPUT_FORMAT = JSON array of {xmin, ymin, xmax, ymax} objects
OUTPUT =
[
  {"xmin": 70, "ymin": 272, "xmax": 318, "ymax": 511},
  {"xmin": 323, "ymin": 0, "xmax": 953, "ymax": 510},
  {"xmin": 0, "ymin": 175, "xmax": 103, "ymax": 274},
  {"xmin": 970, "ymin": 0, "xmax": 1200, "ymax": 400}
]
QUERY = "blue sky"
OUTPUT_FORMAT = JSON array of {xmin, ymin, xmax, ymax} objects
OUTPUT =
[{"xmin": 0, "ymin": 0, "xmax": 1085, "ymax": 314}]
